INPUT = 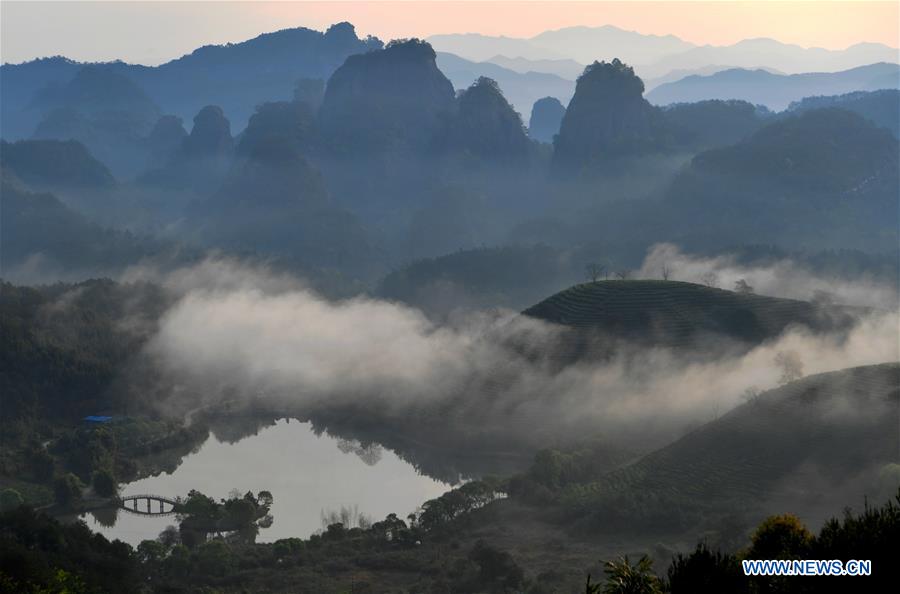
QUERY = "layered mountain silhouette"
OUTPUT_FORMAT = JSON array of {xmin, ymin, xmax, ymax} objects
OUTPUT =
[
  {"xmin": 428, "ymin": 25, "xmax": 694, "ymax": 66},
  {"xmin": 552, "ymin": 59, "xmax": 669, "ymax": 174},
  {"xmin": 428, "ymin": 27, "xmax": 898, "ymax": 80},
  {"xmin": 30, "ymin": 65, "xmax": 162, "ymax": 177},
  {"xmin": 0, "ymin": 23, "xmax": 382, "ymax": 140},
  {"xmin": 528, "ymin": 97, "xmax": 566, "ymax": 143},
  {"xmin": 647, "ymin": 62, "xmax": 900, "ymax": 110},
  {"xmin": 788, "ymin": 89, "xmax": 900, "ymax": 137},
  {"xmin": 139, "ymin": 105, "xmax": 235, "ymax": 192},
  {"xmin": 319, "ymin": 39, "xmax": 455, "ymax": 153},
  {"xmin": 0, "ymin": 170, "xmax": 163, "ymax": 281},
  {"xmin": 437, "ymin": 77, "xmax": 532, "ymax": 164},
  {"xmin": 436, "ymin": 52, "xmax": 575, "ymax": 117},
  {"xmin": 0, "ymin": 139, "xmax": 115, "ymax": 189},
  {"xmin": 663, "ymin": 99, "xmax": 768, "ymax": 150},
  {"xmin": 641, "ymin": 38, "xmax": 900, "ymax": 79},
  {"xmin": 186, "ymin": 133, "xmax": 373, "ymax": 271},
  {"xmin": 665, "ymin": 108, "xmax": 900, "ymax": 250},
  {"xmin": 485, "ymin": 55, "xmax": 585, "ymax": 80}
]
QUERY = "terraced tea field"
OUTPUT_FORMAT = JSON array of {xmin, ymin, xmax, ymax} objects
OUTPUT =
[{"xmin": 524, "ymin": 280, "xmax": 855, "ymax": 347}]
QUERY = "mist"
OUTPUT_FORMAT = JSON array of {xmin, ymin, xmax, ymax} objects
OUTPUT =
[
  {"xmin": 136, "ymin": 257, "xmax": 899, "ymax": 454},
  {"xmin": 637, "ymin": 243, "xmax": 900, "ymax": 309}
]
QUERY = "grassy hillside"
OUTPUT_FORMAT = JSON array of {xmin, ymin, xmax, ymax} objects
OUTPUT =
[
  {"xmin": 557, "ymin": 363, "xmax": 899, "ymax": 533},
  {"xmin": 522, "ymin": 280, "xmax": 855, "ymax": 353}
]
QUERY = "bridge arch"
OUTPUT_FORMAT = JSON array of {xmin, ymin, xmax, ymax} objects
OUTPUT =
[{"xmin": 118, "ymin": 494, "xmax": 180, "ymax": 516}]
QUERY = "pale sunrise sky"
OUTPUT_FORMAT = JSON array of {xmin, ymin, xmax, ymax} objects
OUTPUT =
[{"xmin": 1, "ymin": 1, "xmax": 898, "ymax": 66}]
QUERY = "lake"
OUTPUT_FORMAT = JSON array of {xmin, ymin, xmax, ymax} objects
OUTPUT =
[{"xmin": 82, "ymin": 419, "xmax": 451, "ymax": 545}]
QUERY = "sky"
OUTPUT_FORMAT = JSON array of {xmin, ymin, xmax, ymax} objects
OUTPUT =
[{"xmin": 1, "ymin": 1, "xmax": 898, "ymax": 66}]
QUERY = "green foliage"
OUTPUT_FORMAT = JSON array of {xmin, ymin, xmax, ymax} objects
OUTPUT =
[
  {"xmin": 601, "ymin": 555, "xmax": 662, "ymax": 594},
  {"xmin": 91, "ymin": 468, "xmax": 116, "ymax": 498},
  {"xmin": 468, "ymin": 539, "xmax": 525, "ymax": 592},
  {"xmin": 176, "ymin": 489, "xmax": 274, "ymax": 547},
  {"xmin": 412, "ymin": 479, "xmax": 503, "ymax": 532},
  {"xmin": 0, "ymin": 506, "xmax": 138, "ymax": 593},
  {"xmin": 135, "ymin": 539, "xmax": 167, "ymax": 565},
  {"xmin": 52, "ymin": 473, "xmax": 83, "ymax": 506},
  {"xmin": 665, "ymin": 543, "xmax": 747, "ymax": 594},
  {"xmin": 747, "ymin": 514, "xmax": 813, "ymax": 560},
  {"xmin": 0, "ymin": 489, "xmax": 24, "ymax": 511}
]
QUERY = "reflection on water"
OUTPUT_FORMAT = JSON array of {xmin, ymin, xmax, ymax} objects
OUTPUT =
[{"xmin": 83, "ymin": 419, "xmax": 450, "ymax": 546}]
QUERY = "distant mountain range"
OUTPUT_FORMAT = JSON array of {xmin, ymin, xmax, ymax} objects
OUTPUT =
[
  {"xmin": 485, "ymin": 55, "xmax": 586, "ymax": 80},
  {"xmin": 435, "ymin": 53, "xmax": 575, "ymax": 119},
  {"xmin": 429, "ymin": 25, "xmax": 693, "ymax": 66},
  {"xmin": 0, "ymin": 23, "xmax": 380, "ymax": 139},
  {"xmin": 641, "ymin": 38, "xmax": 900, "ymax": 79},
  {"xmin": 429, "ymin": 26, "xmax": 898, "ymax": 80},
  {"xmin": 4, "ymin": 22, "xmax": 897, "ymax": 144},
  {"xmin": 647, "ymin": 62, "xmax": 900, "ymax": 109}
]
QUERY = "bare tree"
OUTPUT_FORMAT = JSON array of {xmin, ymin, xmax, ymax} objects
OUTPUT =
[
  {"xmin": 734, "ymin": 279, "xmax": 754, "ymax": 294},
  {"xmin": 614, "ymin": 270, "xmax": 630, "ymax": 280},
  {"xmin": 661, "ymin": 264, "xmax": 671, "ymax": 281},
  {"xmin": 774, "ymin": 351, "xmax": 804, "ymax": 385},
  {"xmin": 700, "ymin": 271, "xmax": 719, "ymax": 288},
  {"xmin": 585, "ymin": 262, "xmax": 605, "ymax": 282},
  {"xmin": 740, "ymin": 386, "xmax": 762, "ymax": 404}
]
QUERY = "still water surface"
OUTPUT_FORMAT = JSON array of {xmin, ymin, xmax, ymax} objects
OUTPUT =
[{"xmin": 83, "ymin": 419, "xmax": 450, "ymax": 545}]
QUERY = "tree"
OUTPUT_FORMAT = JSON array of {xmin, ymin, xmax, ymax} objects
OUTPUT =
[
  {"xmin": 92, "ymin": 468, "xmax": 116, "ymax": 497},
  {"xmin": 665, "ymin": 543, "xmax": 747, "ymax": 593},
  {"xmin": 661, "ymin": 264, "xmax": 672, "ymax": 280},
  {"xmin": 734, "ymin": 279, "xmax": 754, "ymax": 294},
  {"xmin": 602, "ymin": 555, "xmax": 663, "ymax": 594},
  {"xmin": 747, "ymin": 513, "xmax": 813, "ymax": 560},
  {"xmin": 136, "ymin": 540, "xmax": 167, "ymax": 564},
  {"xmin": 257, "ymin": 490, "xmax": 274, "ymax": 508},
  {"xmin": 614, "ymin": 270, "xmax": 630, "ymax": 280},
  {"xmin": 53, "ymin": 473, "xmax": 83, "ymax": 506},
  {"xmin": 700, "ymin": 272, "xmax": 719, "ymax": 288},
  {"xmin": 468, "ymin": 540, "xmax": 525, "ymax": 592},
  {"xmin": 0, "ymin": 488, "xmax": 24, "ymax": 511},
  {"xmin": 586, "ymin": 262, "xmax": 606, "ymax": 282},
  {"xmin": 158, "ymin": 525, "xmax": 180, "ymax": 547},
  {"xmin": 774, "ymin": 351, "xmax": 803, "ymax": 385}
]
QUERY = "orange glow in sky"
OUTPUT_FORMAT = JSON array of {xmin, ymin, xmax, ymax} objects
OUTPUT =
[
  {"xmin": 259, "ymin": 1, "xmax": 899, "ymax": 49},
  {"xmin": 2, "ymin": 1, "xmax": 898, "ymax": 66}
]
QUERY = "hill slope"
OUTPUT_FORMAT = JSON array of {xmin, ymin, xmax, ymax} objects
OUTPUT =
[
  {"xmin": 664, "ymin": 108, "xmax": 899, "ymax": 251},
  {"xmin": 562, "ymin": 363, "xmax": 900, "ymax": 532},
  {"xmin": 788, "ymin": 89, "xmax": 900, "ymax": 137}
]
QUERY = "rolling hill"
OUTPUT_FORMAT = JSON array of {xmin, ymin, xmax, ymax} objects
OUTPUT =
[
  {"xmin": 788, "ymin": 89, "xmax": 900, "ymax": 137},
  {"xmin": 663, "ymin": 108, "xmax": 900, "ymax": 252},
  {"xmin": 522, "ymin": 280, "xmax": 858, "ymax": 354},
  {"xmin": 562, "ymin": 363, "xmax": 900, "ymax": 532}
]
